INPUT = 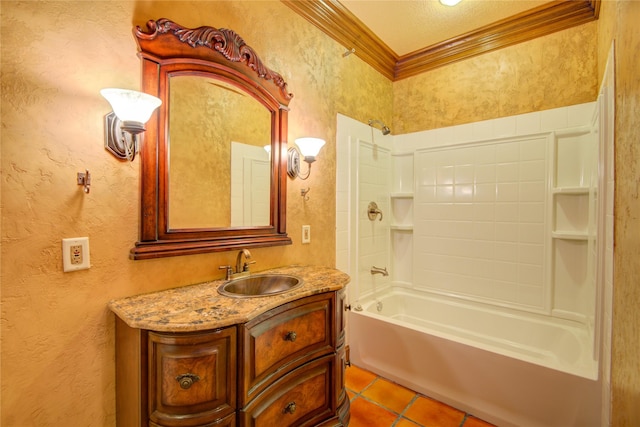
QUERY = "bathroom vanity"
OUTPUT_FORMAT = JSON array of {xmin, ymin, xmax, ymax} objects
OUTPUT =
[
  {"xmin": 109, "ymin": 266, "xmax": 350, "ymax": 427},
  {"xmin": 111, "ymin": 20, "xmax": 350, "ymax": 425}
]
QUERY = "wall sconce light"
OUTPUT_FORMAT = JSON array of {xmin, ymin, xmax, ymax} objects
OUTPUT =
[
  {"xmin": 287, "ymin": 137, "xmax": 325, "ymax": 180},
  {"xmin": 100, "ymin": 88, "xmax": 162, "ymax": 161},
  {"xmin": 287, "ymin": 137, "xmax": 325, "ymax": 201}
]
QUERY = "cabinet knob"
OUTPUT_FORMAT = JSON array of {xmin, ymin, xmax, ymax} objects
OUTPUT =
[
  {"xmin": 283, "ymin": 401, "xmax": 297, "ymax": 414},
  {"xmin": 284, "ymin": 331, "xmax": 297, "ymax": 342},
  {"xmin": 176, "ymin": 373, "xmax": 200, "ymax": 389}
]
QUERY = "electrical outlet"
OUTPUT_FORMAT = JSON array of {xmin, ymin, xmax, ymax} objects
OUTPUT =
[
  {"xmin": 62, "ymin": 237, "xmax": 90, "ymax": 272},
  {"xmin": 302, "ymin": 225, "xmax": 311, "ymax": 244},
  {"xmin": 70, "ymin": 244, "xmax": 83, "ymax": 265}
]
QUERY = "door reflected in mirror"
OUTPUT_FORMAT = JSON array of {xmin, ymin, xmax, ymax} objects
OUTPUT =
[{"xmin": 168, "ymin": 75, "xmax": 272, "ymax": 229}]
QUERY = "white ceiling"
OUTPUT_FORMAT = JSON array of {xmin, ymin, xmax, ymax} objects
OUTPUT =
[{"xmin": 339, "ymin": 0, "xmax": 552, "ymax": 56}]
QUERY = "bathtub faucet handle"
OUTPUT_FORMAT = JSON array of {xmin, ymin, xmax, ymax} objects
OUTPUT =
[{"xmin": 367, "ymin": 201, "xmax": 383, "ymax": 221}]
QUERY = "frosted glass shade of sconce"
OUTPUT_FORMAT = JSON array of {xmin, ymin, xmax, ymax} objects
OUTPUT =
[
  {"xmin": 287, "ymin": 137, "xmax": 325, "ymax": 181},
  {"xmin": 295, "ymin": 137, "xmax": 325, "ymax": 162},
  {"xmin": 440, "ymin": 0, "xmax": 462, "ymax": 5},
  {"xmin": 100, "ymin": 88, "xmax": 162, "ymax": 130},
  {"xmin": 100, "ymin": 88, "xmax": 162, "ymax": 161}
]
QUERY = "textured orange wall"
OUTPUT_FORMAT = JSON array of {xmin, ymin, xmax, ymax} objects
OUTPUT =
[
  {"xmin": 392, "ymin": 22, "xmax": 598, "ymax": 133},
  {"xmin": 0, "ymin": 1, "xmax": 391, "ymax": 425},
  {"xmin": 5, "ymin": 0, "xmax": 639, "ymax": 425},
  {"xmin": 597, "ymin": 1, "xmax": 640, "ymax": 425}
]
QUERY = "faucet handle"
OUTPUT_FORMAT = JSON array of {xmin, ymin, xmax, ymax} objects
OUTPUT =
[
  {"xmin": 243, "ymin": 261, "xmax": 256, "ymax": 272},
  {"xmin": 219, "ymin": 265, "xmax": 233, "ymax": 280}
]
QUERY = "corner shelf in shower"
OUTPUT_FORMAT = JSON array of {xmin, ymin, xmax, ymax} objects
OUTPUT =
[
  {"xmin": 551, "ymin": 231, "xmax": 589, "ymax": 241},
  {"xmin": 390, "ymin": 193, "xmax": 414, "ymax": 229},
  {"xmin": 390, "ymin": 193, "xmax": 414, "ymax": 283},
  {"xmin": 551, "ymin": 187, "xmax": 597, "ymax": 196},
  {"xmin": 550, "ymin": 127, "xmax": 597, "ymax": 324},
  {"xmin": 391, "ymin": 154, "xmax": 414, "ymax": 287},
  {"xmin": 390, "ymin": 225, "xmax": 413, "ymax": 231},
  {"xmin": 552, "ymin": 187, "xmax": 590, "ymax": 195},
  {"xmin": 552, "ymin": 188, "xmax": 591, "ymax": 239}
]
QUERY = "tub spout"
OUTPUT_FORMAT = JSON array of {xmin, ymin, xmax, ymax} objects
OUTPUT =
[{"xmin": 371, "ymin": 266, "xmax": 388, "ymax": 276}]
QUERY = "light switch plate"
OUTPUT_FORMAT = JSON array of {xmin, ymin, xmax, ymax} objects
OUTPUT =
[{"xmin": 62, "ymin": 237, "xmax": 90, "ymax": 272}]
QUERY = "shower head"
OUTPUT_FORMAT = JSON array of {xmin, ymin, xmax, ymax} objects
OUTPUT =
[{"xmin": 368, "ymin": 119, "xmax": 391, "ymax": 135}]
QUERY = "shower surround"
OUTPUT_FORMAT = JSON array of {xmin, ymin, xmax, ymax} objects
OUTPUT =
[{"xmin": 336, "ymin": 101, "xmax": 609, "ymax": 426}]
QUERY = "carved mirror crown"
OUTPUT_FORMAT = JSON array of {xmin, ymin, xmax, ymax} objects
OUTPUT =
[{"xmin": 131, "ymin": 18, "xmax": 292, "ymax": 260}]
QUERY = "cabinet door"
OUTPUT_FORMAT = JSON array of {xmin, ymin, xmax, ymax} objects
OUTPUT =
[{"xmin": 148, "ymin": 327, "xmax": 236, "ymax": 427}]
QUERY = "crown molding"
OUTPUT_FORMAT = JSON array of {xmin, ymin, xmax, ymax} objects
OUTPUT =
[
  {"xmin": 282, "ymin": 0, "xmax": 600, "ymax": 81},
  {"xmin": 282, "ymin": 0, "xmax": 397, "ymax": 79}
]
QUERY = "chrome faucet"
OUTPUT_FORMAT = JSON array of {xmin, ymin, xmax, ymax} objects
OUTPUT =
[
  {"xmin": 370, "ymin": 266, "xmax": 388, "ymax": 276},
  {"xmin": 219, "ymin": 249, "xmax": 255, "ymax": 280}
]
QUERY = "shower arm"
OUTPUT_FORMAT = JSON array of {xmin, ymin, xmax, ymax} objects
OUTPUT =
[{"xmin": 368, "ymin": 119, "xmax": 391, "ymax": 135}]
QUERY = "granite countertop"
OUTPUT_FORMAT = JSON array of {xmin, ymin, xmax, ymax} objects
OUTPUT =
[{"xmin": 108, "ymin": 265, "xmax": 350, "ymax": 332}]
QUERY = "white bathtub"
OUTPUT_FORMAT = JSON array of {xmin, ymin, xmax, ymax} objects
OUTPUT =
[{"xmin": 347, "ymin": 289, "xmax": 602, "ymax": 427}]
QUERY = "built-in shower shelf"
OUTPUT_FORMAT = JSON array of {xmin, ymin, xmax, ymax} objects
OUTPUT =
[
  {"xmin": 550, "ymin": 126, "xmax": 597, "ymax": 323},
  {"xmin": 391, "ymin": 225, "xmax": 413, "ymax": 231},
  {"xmin": 390, "ymin": 192, "xmax": 414, "ymax": 199},
  {"xmin": 552, "ymin": 187, "xmax": 590, "ymax": 195},
  {"xmin": 552, "ymin": 231, "xmax": 589, "ymax": 241},
  {"xmin": 390, "ymin": 192, "xmax": 413, "ymax": 230}
]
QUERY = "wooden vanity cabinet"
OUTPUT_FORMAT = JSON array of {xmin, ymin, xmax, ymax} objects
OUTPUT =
[{"xmin": 115, "ymin": 290, "xmax": 349, "ymax": 427}]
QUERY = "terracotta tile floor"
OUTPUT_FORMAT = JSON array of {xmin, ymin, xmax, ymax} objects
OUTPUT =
[{"xmin": 346, "ymin": 365, "xmax": 495, "ymax": 427}]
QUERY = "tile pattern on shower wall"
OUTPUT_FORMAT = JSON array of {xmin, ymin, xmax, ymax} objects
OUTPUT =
[
  {"xmin": 338, "ymin": 103, "xmax": 595, "ymax": 307},
  {"xmin": 358, "ymin": 141, "xmax": 391, "ymax": 297},
  {"xmin": 414, "ymin": 135, "xmax": 549, "ymax": 309}
]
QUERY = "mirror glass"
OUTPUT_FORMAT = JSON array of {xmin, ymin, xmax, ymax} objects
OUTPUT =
[{"xmin": 168, "ymin": 76, "xmax": 271, "ymax": 228}]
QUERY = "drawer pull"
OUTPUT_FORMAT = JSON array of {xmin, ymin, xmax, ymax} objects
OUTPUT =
[
  {"xmin": 284, "ymin": 331, "xmax": 297, "ymax": 342},
  {"xmin": 283, "ymin": 401, "xmax": 297, "ymax": 414},
  {"xmin": 176, "ymin": 373, "xmax": 200, "ymax": 389}
]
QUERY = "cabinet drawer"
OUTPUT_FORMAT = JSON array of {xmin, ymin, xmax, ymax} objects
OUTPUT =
[
  {"xmin": 239, "ymin": 355, "xmax": 334, "ymax": 427},
  {"xmin": 148, "ymin": 327, "xmax": 236, "ymax": 427},
  {"xmin": 240, "ymin": 294, "xmax": 334, "ymax": 403},
  {"xmin": 149, "ymin": 412, "xmax": 236, "ymax": 427}
]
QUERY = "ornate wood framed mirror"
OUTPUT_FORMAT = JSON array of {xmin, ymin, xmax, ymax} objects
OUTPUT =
[{"xmin": 131, "ymin": 19, "xmax": 292, "ymax": 260}]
